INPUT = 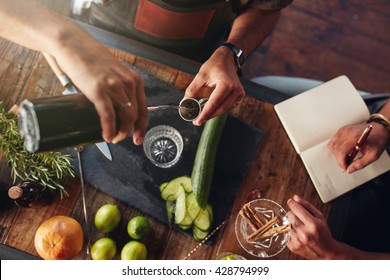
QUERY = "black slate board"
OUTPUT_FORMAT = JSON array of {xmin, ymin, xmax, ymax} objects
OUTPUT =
[{"xmin": 68, "ymin": 66, "xmax": 265, "ymax": 237}]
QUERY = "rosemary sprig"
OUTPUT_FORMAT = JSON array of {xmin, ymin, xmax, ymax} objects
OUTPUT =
[{"xmin": 0, "ymin": 102, "xmax": 75, "ymax": 198}]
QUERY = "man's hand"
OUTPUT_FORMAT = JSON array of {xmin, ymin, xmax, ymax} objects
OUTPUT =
[
  {"xmin": 327, "ymin": 123, "xmax": 388, "ymax": 173},
  {"xmin": 54, "ymin": 37, "xmax": 148, "ymax": 145},
  {"xmin": 184, "ymin": 47, "xmax": 245, "ymax": 126},
  {"xmin": 286, "ymin": 195, "xmax": 340, "ymax": 259}
]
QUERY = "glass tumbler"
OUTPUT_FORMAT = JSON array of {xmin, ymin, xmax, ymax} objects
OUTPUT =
[{"xmin": 143, "ymin": 125, "xmax": 183, "ymax": 168}]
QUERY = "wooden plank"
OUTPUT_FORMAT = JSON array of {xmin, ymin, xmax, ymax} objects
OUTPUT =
[
  {"xmin": 244, "ymin": 0, "xmax": 390, "ymax": 94},
  {"xmin": 246, "ymin": 30, "xmax": 390, "ymax": 93},
  {"xmin": 291, "ymin": 0, "xmax": 390, "ymax": 43},
  {"xmin": 276, "ymin": 7, "xmax": 390, "ymax": 72},
  {"xmin": 0, "ymin": 41, "xmax": 40, "ymax": 109},
  {"xmin": 0, "ymin": 156, "xmax": 19, "ymax": 244}
]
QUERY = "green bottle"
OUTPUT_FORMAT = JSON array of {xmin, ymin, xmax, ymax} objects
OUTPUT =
[{"xmin": 18, "ymin": 94, "xmax": 102, "ymax": 153}]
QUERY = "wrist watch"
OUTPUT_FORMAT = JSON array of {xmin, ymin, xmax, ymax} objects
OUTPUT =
[{"xmin": 220, "ymin": 42, "xmax": 245, "ymax": 69}]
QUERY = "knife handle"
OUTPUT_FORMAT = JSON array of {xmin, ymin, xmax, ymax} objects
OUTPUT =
[{"xmin": 42, "ymin": 52, "xmax": 71, "ymax": 87}]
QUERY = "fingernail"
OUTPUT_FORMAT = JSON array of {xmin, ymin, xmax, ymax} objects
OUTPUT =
[
  {"xmin": 136, "ymin": 137, "xmax": 143, "ymax": 145},
  {"xmin": 287, "ymin": 198, "xmax": 292, "ymax": 204},
  {"xmin": 347, "ymin": 167, "xmax": 356, "ymax": 173}
]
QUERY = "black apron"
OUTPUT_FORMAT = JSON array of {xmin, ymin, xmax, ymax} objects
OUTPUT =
[{"xmin": 74, "ymin": 0, "xmax": 235, "ymax": 61}]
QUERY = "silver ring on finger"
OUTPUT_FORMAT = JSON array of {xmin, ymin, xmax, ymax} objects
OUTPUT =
[{"xmin": 120, "ymin": 102, "xmax": 132, "ymax": 110}]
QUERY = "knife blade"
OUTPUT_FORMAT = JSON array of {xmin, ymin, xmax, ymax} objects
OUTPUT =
[
  {"xmin": 42, "ymin": 52, "xmax": 113, "ymax": 161},
  {"xmin": 95, "ymin": 142, "xmax": 112, "ymax": 161}
]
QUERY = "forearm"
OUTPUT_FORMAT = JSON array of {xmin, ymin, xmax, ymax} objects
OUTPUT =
[
  {"xmin": 0, "ymin": 0, "xmax": 91, "ymax": 58},
  {"xmin": 368, "ymin": 97, "xmax": 390, "ymax": 142},
  {"xmin": 377, "ymin": 98, "xmax": 390, "ymax": 119},
  {"xmin": 226, "ymin": 7, "xmax": 281, "ymax": 59},
  {"xmin": 333, "ymin": 241, "xmax": 390, "ymax": 260}
]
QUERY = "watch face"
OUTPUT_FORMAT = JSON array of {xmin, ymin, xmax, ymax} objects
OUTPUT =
[
  {"xmin": 236, "ymin": 49, "xmax": 244, "ymax": 68},
  {"xmin": 220, "ymin": 43, "xmax": 245, "ymax": 68}
]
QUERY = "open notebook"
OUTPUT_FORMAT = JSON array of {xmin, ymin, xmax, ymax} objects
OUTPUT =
[{"xmin": 274, "ymin": 75, "xmax": 390, "ymax": 203}]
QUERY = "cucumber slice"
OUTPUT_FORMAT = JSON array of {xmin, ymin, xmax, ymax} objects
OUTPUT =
[
  {"xmin": 161, "ymin": 180, "xmax": 185, "ymax": 201},
  {"xmin": 178, "ymin": 223, "xmax": 192, "ymax": 231},
  {"xmin": 194, "ymin": 207, "xmax": 211, "ymax": 231},
  {"xmin": 174, "ymin": 187, "xmax": 186, "ymax": 224},
  {"xmin": 193, "ymin": 225, "xmax": 209, "ymax": 241},
  {"xmin": 206, "ymin": 203, "xmax": 213, "ymax": 221},
  {"xmin": 186, "ymin": 192, "xmax": 201, "ymax": 220},
  {"xmin": 159, "ymin": 181, "xmax": 169, "ymax": 193},
  {"xmin": 179, "ymin": 213, "xmax": 193, "ymax": 227},
  {"xmin": 169, "ymin": 176, "xmax": 192, "ymax": 193},
  {"xmin": 166, "ymin": 200, "xmax": 175, "ymax": 226}
]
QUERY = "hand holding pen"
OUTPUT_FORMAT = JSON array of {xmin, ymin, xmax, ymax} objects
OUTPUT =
[
  {"xmin": 327, "ymin": 123, "xmax": 387, "ymax": 173},
  {"xmin": 346, "ymin": 125, "xmax": 373, "ymax": 166}
]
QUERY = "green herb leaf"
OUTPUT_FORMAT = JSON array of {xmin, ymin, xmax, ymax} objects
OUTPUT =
[{"xmin": 0, "ymin": 102, "xmax": 75, "ymax": 198}]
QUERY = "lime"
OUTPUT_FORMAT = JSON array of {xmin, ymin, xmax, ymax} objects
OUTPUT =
[
  {"xmin": 91, "ymin": 237, "xmax": 117, "ymax": 260},
  {"xmin": 121, "ymin": 240, "xmax": 147, "ymax": 260},
  {"xmin": 127, "ymin": 216, "xmax": 151, "ymax": 240},
  {"xmin": 94, "ymin": 204, "xmax": 121, "ymax": 233},
  {"xmin": 220, "ymin": 255, "xmax": 238, "ymax": 260},
  {"xmin": 218, "ymin": 253, "xmax": 245, "ymax": 260}
]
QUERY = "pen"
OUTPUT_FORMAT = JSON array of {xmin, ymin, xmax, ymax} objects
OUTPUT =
[{"xmin": 346, "ymin": 124, "xmax": 373, "ymax": 165}]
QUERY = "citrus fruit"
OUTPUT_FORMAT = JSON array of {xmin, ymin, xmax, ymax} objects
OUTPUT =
[
  {"xmin": 34, "ymin": 215, "xmax": 83, "ymax": 260},
  {"xmin": 91, "ymin": 237, "xmax": 117, "ymax": 260},
  {"xmin": 127, "ymin": 216, "xmax": 151, "ymax": 240},
  {"xmin": 217, "ymin": 253, "xmax": 245, "ymax": 260},
  {"xmin": 94, "ymin": 204, "xmax": 121, "ymax": 233},
  {"xmin": 120, "ymin": 240, "xmax": 147, "ymax": 260},
  {"xmin": 220, "ymin": 255, "xmax": 237, "ymax": 260}
]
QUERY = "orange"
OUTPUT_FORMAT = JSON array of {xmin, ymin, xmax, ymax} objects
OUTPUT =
[{"xmin": 34, "ymin": 215, "xmax": 84, "ymax": 260}]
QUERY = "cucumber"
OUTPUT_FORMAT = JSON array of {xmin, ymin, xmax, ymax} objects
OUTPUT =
[
  {"xmin": 186, "ymin": 192, "xmax": 201, "ymax": 220},
  {"xmin": 174, "ymin": 187, "xmax": 186, "ymax": 224},
  {"xmin": 191, "ymin": 114, "xmax": 227, "ymax": 209},
  {"xmin": 171, "ymin": 175, "xmax": 192, "ymax": 193},
  {"xmin": 159, "ymin": 181, "xmax": 169, "ymax": 193},
  {"xmin": 166, "ymin": 200, "xmax": 175, "ymax": 226},
  {"xmin": 206, "ymin": 203, "xmax": 213, "ymax": 222},
  {"xmin": 178, "ymin": 223, "xmax": 192, "ymax": 231},
  {"xmin": 179, "ymin": 212, "xmax": 193, "ymax": 227},
  {"xmin": 193, "ymin": 225, "xmax": 209, "ymax": 241},
  {"xmin": 161, "ymin": 175, "xmax": 214, "ymax": 241},
  {"xmin": 161, "ymin": 179, "xmax": 185, "ymax": 201},
  {"xmin": 194, "ymin": 206, "xmax": 211, "ymax": 231}
]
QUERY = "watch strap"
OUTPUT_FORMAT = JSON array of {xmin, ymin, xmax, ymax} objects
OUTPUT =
[{"xmin": 220, "ymin": 42, "xmax": 245, "ymax": 69}]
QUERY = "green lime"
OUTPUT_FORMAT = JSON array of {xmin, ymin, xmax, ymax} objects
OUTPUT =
[
  {"xmin": 127, "ymin": 216, "xmax": 151, "ymax": 240},
  {"xmin": 91, "ymin": 237, "xmax": 117, "ymax": 260},
  {"xmin": 220, "ymin": 255, "xmax": 238, "ymax": 260},
  {"xmin": 121, "ymin": 240, "xmax": 147, "ymax": 260},
  {"xmin": 94, "ymin": 204, "xmax": 121, "ymax": 233}
]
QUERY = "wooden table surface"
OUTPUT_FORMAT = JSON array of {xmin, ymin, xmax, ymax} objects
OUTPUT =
[{"xmin": 0, "ymin": 27, "xmax": 330, "ymax": 260}]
